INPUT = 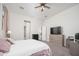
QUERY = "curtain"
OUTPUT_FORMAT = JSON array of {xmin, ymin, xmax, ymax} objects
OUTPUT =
[{"xmin": 2, "ymin": 6, "xmax": 8, "ymax": 37}]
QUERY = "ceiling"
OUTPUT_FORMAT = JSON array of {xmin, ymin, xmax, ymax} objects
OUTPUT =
[{"xmin": 3, "ymin": 3, "xmax": 78, "ymax": 20}]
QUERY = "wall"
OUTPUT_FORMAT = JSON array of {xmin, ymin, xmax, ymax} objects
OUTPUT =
[
  {"xmin": 2, "ymin": 4, "xmax": 79, "ymax": 42},
  {"xmin": 8, "ymin": 11, "xmax": 43, "ymax": 40},
  {"xmin": 43, "ymin": 4, "xmax": 79, "ymax": 44}
]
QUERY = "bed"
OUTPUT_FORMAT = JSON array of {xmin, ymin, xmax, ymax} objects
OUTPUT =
[{"xmin": 1, "ymin": 39, "xmax": 51, "ymax": 56}]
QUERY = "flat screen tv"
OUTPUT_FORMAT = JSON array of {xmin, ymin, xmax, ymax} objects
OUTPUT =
[
  {"xmin": 32, "ymin": 34, "xmax": 39, "ymax": 40},
  {"xmin": 75, "ymin": 33, "xmax": 79, "ymax": 40},
  {"xmin": 50, "ymin": 26, "xmax": 61, "ymax": 34}
]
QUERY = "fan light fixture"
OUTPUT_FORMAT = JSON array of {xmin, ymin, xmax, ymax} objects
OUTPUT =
[{"xmin": 35, "ymin": 3, "xmax": 50, "ymax": 12}]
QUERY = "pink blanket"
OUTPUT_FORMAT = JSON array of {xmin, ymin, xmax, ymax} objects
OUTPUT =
[
  {"xmin": 1, "ymin": 49, "xmax": 51, "ymax": 56},
  {"xmin": 31, "ymin": 49, "xmax": 51, "ymax": 56},
  {"xmin": 0, "ymin": 52, "xmax": 4, "ymax": 56}
]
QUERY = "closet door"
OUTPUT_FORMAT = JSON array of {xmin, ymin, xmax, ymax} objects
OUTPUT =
[
  {"xmin": 42, "ymin": 26, "xmax": 47, "ymax": 41},
  {"xmin": 24, "ymin": 21, "xmax": 31, "ymax": 40}
]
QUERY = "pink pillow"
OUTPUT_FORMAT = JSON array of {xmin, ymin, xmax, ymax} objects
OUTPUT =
[
  {"xmin": 0, "ymin": 52, "xmax": 4, "ymax": 56},
  {"xmin": 0, "ymin": 39, "xmax": 11, "ymax": 53}
]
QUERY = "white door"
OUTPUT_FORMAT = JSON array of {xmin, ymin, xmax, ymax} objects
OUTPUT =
[{"xmin": 42, "ymin": 26, "xmax": 47, "ymax": 41}]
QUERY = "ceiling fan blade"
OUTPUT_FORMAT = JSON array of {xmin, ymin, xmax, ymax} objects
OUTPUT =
[
  {"xmin": 35, "ymin": 6, "xmax": 41, "ymax": 8},
  {"xmin": 44, "ymin": 6, "xmax": 50, "ymax": 9}
]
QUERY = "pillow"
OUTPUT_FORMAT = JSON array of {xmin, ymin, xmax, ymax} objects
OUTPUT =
[
  {"xmin": 0, "ymin": 37, "xmax": 14, "ymax": 44},
  {"xmin": 0, "ymin": 37, "xmax": 6, "ymax": 40},
  {"xmin": 0, "ymin": 52, "xmax": 4, "ymax": 56},
  {"xmin": 0, "ymin": 39, "xmax": 11, "ymax": 53}
]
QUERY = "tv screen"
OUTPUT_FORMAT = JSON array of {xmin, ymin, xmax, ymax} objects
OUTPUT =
[
  {"xmin": 32, "ymin": 34, "xmax": 39, "ymax": 40},
  {"xmin": 50, "ymin": 26, "xmax": 61, "ymax": 34},
  {"xmin": 75, "ymin": 33, "xmax": 79, "ymax": 40}
]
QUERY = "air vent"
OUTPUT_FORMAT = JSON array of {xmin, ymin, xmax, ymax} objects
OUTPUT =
[{"xmin": 19, "ymin": 6, "xmax": 24, "ymax": 10}]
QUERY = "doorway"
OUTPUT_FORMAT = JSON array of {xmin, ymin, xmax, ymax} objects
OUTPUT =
[{"xmin": 24, "ymin": 20, "xmax": 31, "ymax": 40}]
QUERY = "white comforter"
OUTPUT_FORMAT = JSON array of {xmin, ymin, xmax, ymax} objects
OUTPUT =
[{"xmin": 4, "ymin": 39, "xmax": 50, "ymax": 56}]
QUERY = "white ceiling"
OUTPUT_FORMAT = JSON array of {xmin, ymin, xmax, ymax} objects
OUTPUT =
[{"xmin": 3, "ymin": 3, "xmax": 78, "ymax": 20}]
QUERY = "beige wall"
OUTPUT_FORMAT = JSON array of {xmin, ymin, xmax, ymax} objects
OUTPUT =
[
  {"xmin": 43, "ymin": 4, "xmax": 79, "ymax": 45},
  {"xmin": 8, "ymin": 11, "xmax": 43, "ymax": 40}
]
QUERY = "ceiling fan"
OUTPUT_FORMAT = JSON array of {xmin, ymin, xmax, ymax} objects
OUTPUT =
[{"xmin": 35, "ymin": 3, "xmax": 50, "ymax": 12}]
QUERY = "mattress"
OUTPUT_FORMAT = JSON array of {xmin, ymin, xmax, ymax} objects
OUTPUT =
[{"xmin": 4, "ymin": 39, "xmax": 51, "ymax": 56}]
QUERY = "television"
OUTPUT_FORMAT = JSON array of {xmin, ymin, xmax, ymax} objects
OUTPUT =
[
  {"xmin": 75, "ymin": 33, "xmax": 79, "ymax": 40},
  {"xmin": 50, "ymin": 26, "xmax": 62, "ymax": 34},
  {"xmin": 32, "ymin": 34, "xmax": 39, "ymax": 40}
]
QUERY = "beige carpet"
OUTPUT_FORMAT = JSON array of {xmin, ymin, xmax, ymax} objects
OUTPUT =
[{"xmin": 43, "ymin": 41, "xmax": 71, "ymax": 56}]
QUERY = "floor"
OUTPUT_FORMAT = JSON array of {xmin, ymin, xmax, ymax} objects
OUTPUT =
[{"xmin": 43, "ymin": 41, "xmax": 71, "ymax": 56}]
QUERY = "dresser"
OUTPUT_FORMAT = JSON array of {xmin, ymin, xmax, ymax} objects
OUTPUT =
[
  {"xmin": 66, "ymin": 39, "xmax": 74, "ymax": 48},
  {"xmin": 49, "ymin": 35, "xmax": 64, "ymax": 46},
  {"xmin": 69, "ymin": 41, "xmax": 79, "ymax": 56}
]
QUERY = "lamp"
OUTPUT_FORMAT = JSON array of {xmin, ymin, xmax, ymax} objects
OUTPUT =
[
  {"xmin": 41, "ymin": 6, "xmax": 44, "ymax": 12},
  {"xmin": 7, "ymin": 30, "xmax": 11, "ymax": 38}
]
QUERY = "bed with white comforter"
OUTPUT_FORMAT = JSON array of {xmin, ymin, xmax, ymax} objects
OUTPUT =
[{"xmin": 4, "ymin": 39, "xmax": 51, "ymax": 56}]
